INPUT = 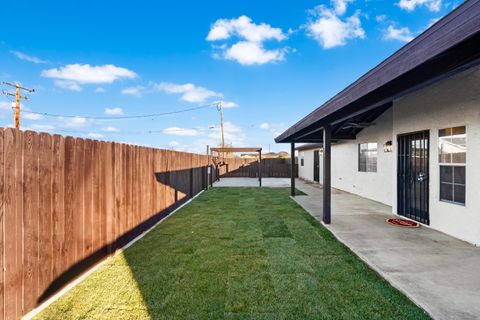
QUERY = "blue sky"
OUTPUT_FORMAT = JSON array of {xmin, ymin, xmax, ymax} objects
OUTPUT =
[{"xmin": 0, "ymin": 0, "xmax": 460, "ymax": 153}]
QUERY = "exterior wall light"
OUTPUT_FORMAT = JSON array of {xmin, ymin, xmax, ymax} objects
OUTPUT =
[{"xmin": 383, "ymin": 141, "xmax": 393, "ymax": 153}]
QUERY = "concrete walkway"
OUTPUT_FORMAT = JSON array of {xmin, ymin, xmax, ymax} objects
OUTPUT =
[
  {"xmin": 213, "ymin": 177, "xmax": 290, "ymax": 187},
  {"xmin": 294, "ymin": 179, "xmax": 480, "ymax": 320}
]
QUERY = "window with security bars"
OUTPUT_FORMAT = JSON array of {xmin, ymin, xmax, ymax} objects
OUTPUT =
[
  {"xmin": 439, "ymin": 126, "xmax": 466, "ymax": 205},
  {"xmin": 358, "ymin": 143, "xmax": 377, "ymax": 172}
]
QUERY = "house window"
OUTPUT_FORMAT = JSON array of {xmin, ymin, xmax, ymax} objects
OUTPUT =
[
  {"xmin": 439, "ymin": 126, "xmax": 466, "ymax": 205},
  {"xmin": 358, "ymin": 143, "xmax": 377, "ymax": 172},
  {"xmin": 300, "ymin": 158, "xmax": 304, "ymax": 166}
]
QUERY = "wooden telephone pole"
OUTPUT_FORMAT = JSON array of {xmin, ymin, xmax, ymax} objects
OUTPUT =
[
  {"xmin": 2, "ymin": 82, "xmax": 35, "ymax": 129},
  {"xmin": 215, "ymin": 100, "xmax": 226, "ymax": 157}
]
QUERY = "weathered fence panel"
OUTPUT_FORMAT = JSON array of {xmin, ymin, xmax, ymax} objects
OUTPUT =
[
  {"xmin": 0, "ymin": 127, "xmax": 295, "ymax": 319},
  {"xmin": 218, "ymin": 157, "xmax": 296, "ymax": 178},
  {"xmin": 0, "ymin": 129, "xmax": 221, "ymax": 319}
]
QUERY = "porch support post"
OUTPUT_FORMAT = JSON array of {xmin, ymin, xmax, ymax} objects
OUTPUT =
[
  {"xmin": 323, "ymin": 125, "xmax": 331, "ymax": 224},
  {"xmin": 258, "ymin": 150, "xmax": 262, "ymax": 187},
  {"xmin": 206, "ymin": 145, "xmax": 210, "ymax": 190},
  {"xmin": 291, "ymin": 142, "xmax": 295, "ymax": 197}
]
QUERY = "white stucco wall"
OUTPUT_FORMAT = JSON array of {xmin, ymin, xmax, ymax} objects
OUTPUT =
[
  {"xmin": 296, "ymin": 67, "xmax": 480, "ymax": 245},
  {"xmin": 392, "ymin": 67, "xmax": 480, "ymax": 245},
  {"xmin": 331, "ymin": 109, "xmax": 394, "ymax": 205},
  {"xmin": 298, "ymin": 148, "xmax": 322, "ymax": 182}
]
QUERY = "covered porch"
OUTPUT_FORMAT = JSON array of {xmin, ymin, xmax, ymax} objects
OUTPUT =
[
  {"xmin": 294, "ymin": 179, "xmax": 480, "ymax": 320},
  {"xmin": 276, "ymin": 1, "xmax": 480, "ymax": 227}
]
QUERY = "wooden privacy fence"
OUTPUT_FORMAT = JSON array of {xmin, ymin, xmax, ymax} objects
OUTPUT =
[
  {"xmin": 220, "ymin": 158, "xmax": 297, "ymax": 178},
  {"xmin": 0, "ymin": 128, "xmax": 223, "ymax": 320}
]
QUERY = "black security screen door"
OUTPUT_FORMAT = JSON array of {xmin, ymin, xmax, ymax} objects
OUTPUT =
[
  {"xmin": 313, "ymin": 150, "xmax": 320, "ymax": 182},
  {"xmin": 397, "ymin": 131, "xmax": 430, "ymax": 224}
]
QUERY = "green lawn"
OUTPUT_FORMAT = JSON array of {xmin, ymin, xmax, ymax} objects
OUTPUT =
[{"xmin": 37, "ymin": 187, "xmax": 429, "ymax": 319}]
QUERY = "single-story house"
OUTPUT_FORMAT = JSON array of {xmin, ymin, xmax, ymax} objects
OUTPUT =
[{"xmin": 276, "ymin": 0, "xmax": 480, "ymax": 245}]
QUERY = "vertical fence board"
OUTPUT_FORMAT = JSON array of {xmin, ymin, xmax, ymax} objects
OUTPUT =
[
  {"xmin": 38, "ymin": 133, "xmax": 53, "ymax": 301},
  {"xmin": 98, "ymin": 142, "xmax": 107, "ymax": 252},
  {"xmin": 63, "ymin": 137, "xmax": 75, "ymax": 270},
  {"xmin": 4, "ymin": 129, "xmax": 21, "ymax": 319},
  {"xmin": 51, "ymin": 135, "xmax": 65, "ymax": 281},
  {"xmin": 23, "ymin": 131, "xmax": 39, "ymax": 312},
  {"xmin": 113, "ymin": 143, "xmax": 122, "ymax": 245},
  {"xmin": 125, "ymin": 145, "xmax": 132, "ymax": 232},
  {"xmin": 14, "ymin": 130, "xmax": 23, "ymax": 318},
  {"xmin": 83, "ymin": 139, "xmax": 93, "ymax": 257},
  {"xmin": 131, "ymin": 147, "xmax": 137, "ymax": 231},
  {"xmin": 104, "ymin": 142, "xmax": 114, "ymax": 253},
  {"xmin": 92, "ymin": 141, "xmax": 101, "ymax": 253},
  {"xmin": 73, "ymin": 138, "xmax": 85, "ymax": 262},
  {"xmin": 0, "ymin": 129, "xmax": 4, "ymax": 320}
]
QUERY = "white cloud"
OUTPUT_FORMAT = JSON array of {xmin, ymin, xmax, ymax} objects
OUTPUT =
[
  {"xmin": 155, "ymin": 82, "xmax": 219, "ymax": 103},
  {"xmin": 95, "ymin": 87, "xmax": 105, "ymax": 93},
  {"xmin": 59, "ymin": 116, "xmax": 89, "ymax": 129},
  {"xmin": 223, "ymin": 41, "xmax": 287, "ymax": 66},
  {"xmin": 168, "ymin": 140, "xmax": 180, "ymax": 147},
  {"xmin": 10, "ymin": 50, "xmax": 47, "ymax": 64},
  {"xmin": 207, "ymin": 15, "xmax": 286, "ymax": 42},
  {"xmin": 104, "ymin": 107, "xmax": 124, "ymax": 115},
  {"xmin": 207, "ymin": 121, "xmax": 245, "ymax": 145},
  {"xmin": 23, "ymin": 112, "xmax": 44, "ymax": 120},
  {"xmin": 167, "ymin": 140, "xmax": 189, "ymax": 151},
  {"xmin": 207, "ymin": 15, "xmax": 289, "ymax": 65},
  {"xmin": 41, "ymin": 64, "xmax": 137, "ymax": 90},
  {"xmin": 0, "ymin": 102, "xmax": 13, "ymax": 110},
  {"xmin": 87, "ymin": 133, "xmax": 104, "ymax": 139},
  {"xmin": 54, "ymin": 80, "xmax": 82, "ymax": 91},
  {"xmin": 331, "ymin": 0, "xmax": 354, "ymax": 15},
  {"xmin": 102, "ymin": 126, "xmax": 120, "ymax": 132},
  {"xmin": 121, "ymin": 86, "xmax": 144, "ymax": 97},
  {"xmin": 397, "ymin": 0, "xmax": 442, "ymax": 11},
  {"xmin": 306, "ymin": 6, "xmax": 365, "ymax": 49},
  {"xmin": 262, "ymin": 122, "xmax": 287, "ymax": 137},
  {"xmin": 376, "ymin": 15, "xmax": 387, "ymax": 22},
  {"xmin": 31, "ymin": 124, "xmax": 55, "ymax": 132},
  {"xmin": 213, "ymin": 100, "xmax": 238, "ymax": 108},
  {"xmin": 384, "ymin": 25, "xmax": 414, "ymax": 42},
  {"xmin": 260, "ymin": 122, "xmax": 270, "ymax": 129},
  {"xmin": 188, "ymin": 121, "xmax": 247, "ymax": 153},
  {"xmin": 163, "ymin": 127, "xmax": 199, "ymax": 136}
]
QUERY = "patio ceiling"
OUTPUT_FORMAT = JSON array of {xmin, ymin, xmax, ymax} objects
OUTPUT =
[{"xmin": 275, "ymin": 0, "xmax": 480, "ymax": 143}]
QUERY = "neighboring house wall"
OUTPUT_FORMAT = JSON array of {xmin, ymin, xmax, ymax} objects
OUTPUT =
[{"xmin": 297, "ymin": 67, "xmax": 480, "ymax": 245}]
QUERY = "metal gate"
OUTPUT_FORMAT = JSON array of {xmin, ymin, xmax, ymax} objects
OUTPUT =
[
  {"xmin": 313, "ymin": 150, "xmax": 320, "ymax": 182},
  {"xmin": 397, "ymin": 130, "xmax": 430, "ymax": 224}
]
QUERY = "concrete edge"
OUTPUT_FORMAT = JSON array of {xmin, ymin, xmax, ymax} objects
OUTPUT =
[
  {"xmin": 290, "ymin": 196, "xmax": 436, "ymax": 320},
  {"xmin": 22, "ymin": 189, "xmax": 206, "ymax": 320}
]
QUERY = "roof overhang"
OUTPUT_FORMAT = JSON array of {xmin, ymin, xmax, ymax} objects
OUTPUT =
[
  {"xmin": 276, "ymin": 0, "xmax": 480, "ymax": 143},
  {"xmin": 295, "ymin": 143, "xmax": 323, "ymax": 151}
]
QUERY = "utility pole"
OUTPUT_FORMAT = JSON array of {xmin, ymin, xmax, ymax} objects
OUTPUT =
[
  {"xmin": 214, "ymin": 100, "xmax": 226, "ymax": 157},
  {"xmin": 2, "ymin": 82, "xmax": 35, "ymax": 129}
]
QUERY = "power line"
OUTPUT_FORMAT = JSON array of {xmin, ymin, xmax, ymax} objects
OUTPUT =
[
  {"xmin": 24, "ymin": 124, "xmax": 220, "ymax": 136},
  {"xmin": 20, "ymin": 103, "xmax": 215, "ymax": 120}
]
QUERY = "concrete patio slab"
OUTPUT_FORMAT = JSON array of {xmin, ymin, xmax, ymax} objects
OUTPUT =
[
  {"xmin": 294, "ymin": 179, "xmax": 480, "ymax": 320},
  {"xmin": 213, "ymin": 177, "xmax": 290, "ymax": 187}
]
